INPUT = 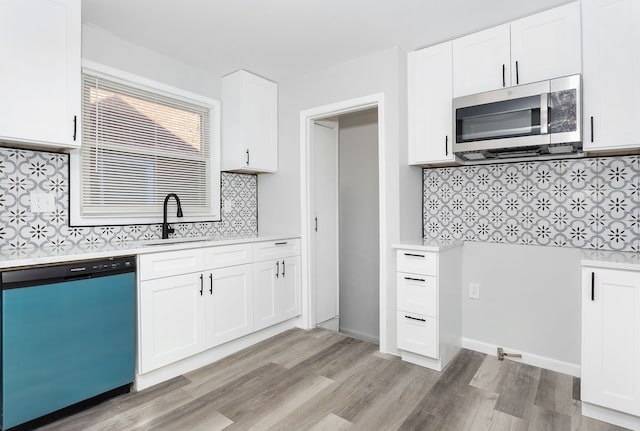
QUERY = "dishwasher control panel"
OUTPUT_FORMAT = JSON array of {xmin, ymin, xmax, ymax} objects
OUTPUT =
[{"xmin": 1, "ymin": 256, "xmax": 136, "ymax": 289}]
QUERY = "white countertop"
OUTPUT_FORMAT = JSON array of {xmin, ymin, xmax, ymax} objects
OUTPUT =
[
  {"xmin": 391, "ymin": 239, "xmax": 463, "ymax": 252},
  {"xmin": 0, "ymin": 234, "xmax": 300, "ymax": 270},
  {"xmin": 581, "ymin": 249, "xmax": 640, "ymax": 271}
]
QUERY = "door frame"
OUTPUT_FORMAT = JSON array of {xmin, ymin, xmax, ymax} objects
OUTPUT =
[{"xmin": 299, "ymin": 93, "xmax": 387, "ymax": 349}]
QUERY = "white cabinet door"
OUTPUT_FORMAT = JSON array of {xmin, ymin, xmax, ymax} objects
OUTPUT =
[
  {"xmin": 253, "ymin": 260, "xmax": 279, "ymax": 331},
  {"xmin": 253, "ymin": 257, "xmax": 301, "ymax": 330},
  {"xmin": 206, "ymin": 264, "xmax": 253, "ymax": 347},
  {"xmin": 280, "ymin": 256, "xmax": 301, "ymax": 321},
  {"xmin": 408, "ymin": 41, "xmax": 454, "ymax": 164},
  {"xmin": 582, "ymin": 268, "xmax": 640, "ymax": 415},
  {"xmin": 0, "ymin": 0, "xmax": 80, "ymax": 148},
  {"xmin": 139, "ymin": 273, "xmax": 206, "ymax": 373},
  {"xmin": 510, "ymin": 1, "xmax": 581, "ymax": 86},
  {"xmin": 221, "ymin": 70, "xmax": 278, "ymax": 173},
  {"xmin": 582, "ymin": 0, "xmax": 640, "ymax": 151},
  {"xmin": 453, "ymin": 24, "xmax": 511, "ymax": 97}
]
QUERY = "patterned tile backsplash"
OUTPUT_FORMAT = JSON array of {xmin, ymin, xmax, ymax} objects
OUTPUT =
[
  {"xmin": 423, "ymin": 156, "xmax": 640, "ymax": 252},
  {"xmin": 0, "ymin": 146, "xmax": 257, "ymax": 254}
]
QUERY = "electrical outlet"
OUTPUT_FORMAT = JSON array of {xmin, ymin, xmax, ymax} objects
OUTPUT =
[
  {"xmin": 469, "ymin": 282, "xmax": 480, "ymax": 300},
  {"xmin": 223, "ymin": 200, "xmax": 233, "ymax": 214},
  {"xmin": 30, "ymin": 192, "xmax": 55, "ymax": 213}
]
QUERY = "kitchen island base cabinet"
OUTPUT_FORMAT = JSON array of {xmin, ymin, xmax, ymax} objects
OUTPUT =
[
  {"xmin": 395, "ymin": 245, "xmax": 462, "ymax": 372},
  {"xmin": 581, "ymin": 267, "xmax": 640, "ymax": 429}
]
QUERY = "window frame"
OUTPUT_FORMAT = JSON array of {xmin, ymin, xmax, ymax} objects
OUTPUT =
[{"xmin": 70, "ymin": 60, "xmax": 221, "ymax": 226}]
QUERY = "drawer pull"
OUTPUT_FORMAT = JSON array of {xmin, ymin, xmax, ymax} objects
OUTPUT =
[
  {"xmin": 404, "ymin": 277, "xmax": 425, "ymax": 282},
  {"xmin": 275, "ymin": 241, "xmax": 288, "ymax": 246},
  {"xmin": 405, "ymin": 315, "xmax": 426, "ymax": 322},
  {"xmin": 403, "ymin": 253, "xmax": 425, "ymax": 258}
]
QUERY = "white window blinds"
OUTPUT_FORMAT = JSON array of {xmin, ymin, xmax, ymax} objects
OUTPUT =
[{"xmin": 81, "ymin": 71, "xmax": 216, "ymax": 218}]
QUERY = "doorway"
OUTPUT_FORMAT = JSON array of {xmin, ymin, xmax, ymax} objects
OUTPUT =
[{"xmin": 310, "ymin": 108, "xmax": 380, "ymax": 344}]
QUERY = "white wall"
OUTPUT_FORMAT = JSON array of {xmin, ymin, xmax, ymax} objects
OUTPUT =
[
  {"xmin": 461, "ymin": 242, "xmax": 582, "ymax": 366},
  {"xmin": 261, "ymin": 47, "xmax": 422, "ymax": 352},
  {"xmin": 338, "ymin": 109, "xmax": 379, "ymax": 342},
  {"xmin": 82, "ymin": 24, "xmax": 219, "ymax": 98}
]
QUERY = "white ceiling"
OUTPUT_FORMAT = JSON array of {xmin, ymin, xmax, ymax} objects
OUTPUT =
[{"xmin": 82, "ymin": 0, "xmax": 573, "ymax": 82}]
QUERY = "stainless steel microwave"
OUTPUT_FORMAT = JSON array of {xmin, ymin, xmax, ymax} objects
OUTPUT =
[{"xmin": 453, "ymin": 74, "xmax": 582, "ymax": 162}]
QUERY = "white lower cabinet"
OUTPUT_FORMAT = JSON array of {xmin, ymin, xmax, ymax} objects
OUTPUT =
[
  {"xmin": 207, "ymin": 264, "xmax": 253, "ymax": 347},
  {"xmin": 581, "ymin": 266, "xmax": 640, "ymax": 425},
  {"xmin": 139, "ymin": 273, "xmax": 207, "ymax": 373},
  {"xmin": 395, "ymin": 245, "xmax": 461, "ymax": 372},
  {"xmin": 397, "ymin": 313, "xmax": 438, "ymax": 358},
  {"xmin": 253, "ymin": 255, "xmax": 301, "ymax": 331},
  {"xmin": 138, "ymin": 238, "xmax": 301, "ymax": 376}
]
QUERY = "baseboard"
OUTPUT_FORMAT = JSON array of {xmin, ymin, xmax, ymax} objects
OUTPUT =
[
  {"xmin": 339, "ymin": 327, "xmax": 380, "ymax": 345},
  {"xmin": 582, "ymin": 402, "xmax": 640, "ymax": 431},
  {"xmin": 316, "ymin": 317, "xmax": 340, "ymax": 332},
  {"xmin": 461, "ymin": 337, "xmax": 580, "ymax": 377}
]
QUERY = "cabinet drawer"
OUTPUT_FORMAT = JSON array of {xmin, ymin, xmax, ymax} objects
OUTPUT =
[
  {"xmin": 397, "ymin": 313, "xmax": 438, "ymax": 359},
  {"xmin": 139, "ymin": 249, "xmax": 205, "ymax": 281},
  {"xmin": 203, "ymin": 244, "xmax": 252, "ymax": 269},
  {"xmin": 397, "ymin": 273, "xmax": 437, "ymax": 317},
  {"xmin": 253, "ymin": 239, "xmax": 300, "ymax": 261},
  {"xmin": 397, "ymin": 250, "xmax": 437, "ymax": 276}
]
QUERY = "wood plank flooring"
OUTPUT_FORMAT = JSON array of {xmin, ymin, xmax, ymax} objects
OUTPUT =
[{"xmin": 37, "ymin": 328, "xmax": 629, "ymax": 431}]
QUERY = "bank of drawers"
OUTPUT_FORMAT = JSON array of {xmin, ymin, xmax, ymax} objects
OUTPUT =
[{"xmin": 396, "ymin": 249, "xmax": 439, "ymax": 358}]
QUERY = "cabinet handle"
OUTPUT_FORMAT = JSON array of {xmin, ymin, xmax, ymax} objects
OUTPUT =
[
  {"xmin": 276, "ymin": 260, "xmax": 279, "ymax": 279},
  {"xmin": 590, "ymin": 116, "xmax": 594, "ymax": 143},
  {"xmin": 314, "ymin": 216, "xmax": 318, "ymax": 232},
  {"xmin": 403, "ymin": 253, "xmax": 425, "ymax": 258},
  {"xmin": 209, "ymin": 273, "xmax": 213, "ymax": 295},
  {"xmin": 246, "ymin": 149, "xmax": 250, "ymax": 166},
  {"xmin": 445, "ymin": 135, "xmax": 448, "ymax": 156},
  {"xmin": 502, "ymin": 64, "xmax": 506, "ymax": 87},
  {"xmin": 404, "ymin": 276, "xmax": 425, "ymax": 282},
  {"xmin": 405, "ymin": 315, "xmax": 426, "ymax": 322},
  {"xmin": 591, "ymin": 272, "xmax": 595, "ymax": 301},
  {"xmin": 200, "ymin": 274, "xmax": 204, "ymax": 296},
  {"xmin": 275, "ymin": 241, "xmax": 288, "ymax": 246},
  {"xmin": 282, "ymin": 260, "xmax": 285, "ymax": 278},
  {"xmin": 515, "ymin": 61, "xmax": 519, "ymax": 85},
  {"xmin": 73, "ymin": 115, "xmax": 77, "ymax": 141}
]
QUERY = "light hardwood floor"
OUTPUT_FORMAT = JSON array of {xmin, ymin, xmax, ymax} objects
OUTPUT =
[{"xmin": 38, "ymin": 328, "xmax": 628, "ymax": 431}]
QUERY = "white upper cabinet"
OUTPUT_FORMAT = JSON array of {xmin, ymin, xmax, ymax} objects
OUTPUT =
[
  {"xmin": 221, "ymin": 70, "xmax": 278, "ymax": 173},
  {"xmin": 582, "ymin": 0, "xmax": 640, "ymax": 151},
  {"xmin": 408, "ymin": 41, "xmax": 455, "ymax": 165},
  {"xmin": 452, "ymin": 24, "xmax": 511, "ymax": 97},
  {"xmin": 0, "ymin": 0, "xmax": 81, "ymax": 149},
  {"xmin": 510, "ymin": 2, "xmax": 582, "ymax": 86},
  {"xmin": 452, "ymin": 2, "xmax": 581, "ymax": 97}
]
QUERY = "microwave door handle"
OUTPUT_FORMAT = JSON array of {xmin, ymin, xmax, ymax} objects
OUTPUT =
[{"xmin": 540, "ymin": 92, "xmax": 549, "ymax": 135}]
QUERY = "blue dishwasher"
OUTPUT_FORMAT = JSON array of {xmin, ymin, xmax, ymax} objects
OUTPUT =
[{"xmin": 1, "ymin": 256, "xmax": 136, "ymax": 430}]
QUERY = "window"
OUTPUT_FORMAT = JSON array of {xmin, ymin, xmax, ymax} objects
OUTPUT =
[{"xmin": 70, "ymin": 63, "xmax": 220, "ymax": 225}]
